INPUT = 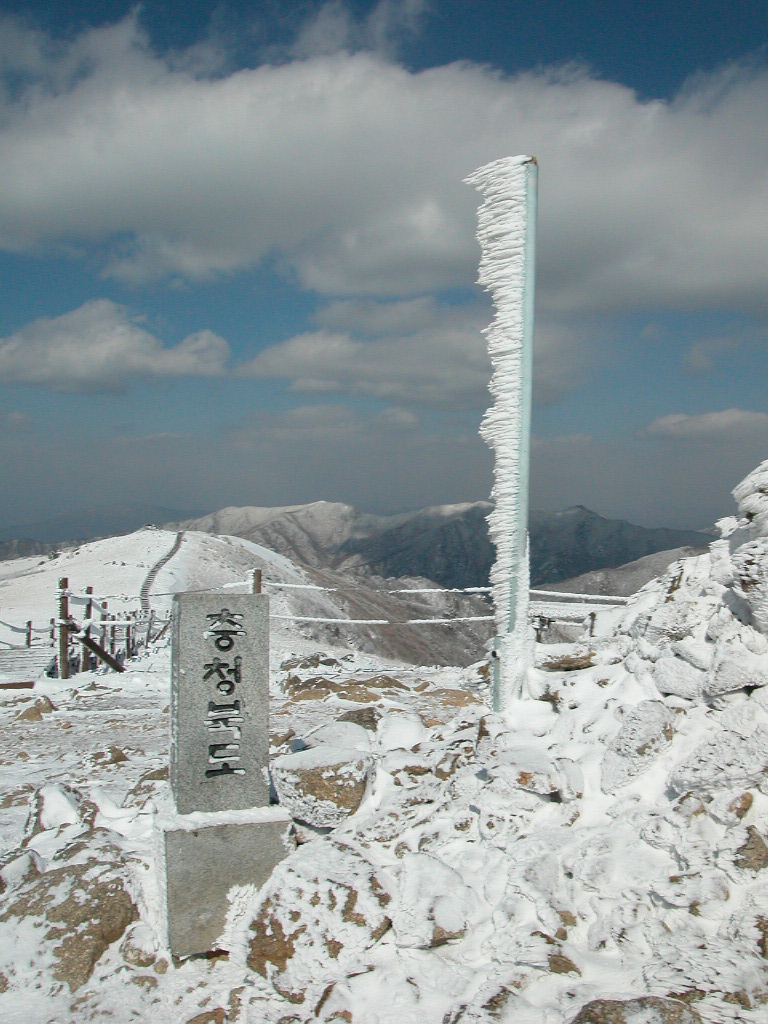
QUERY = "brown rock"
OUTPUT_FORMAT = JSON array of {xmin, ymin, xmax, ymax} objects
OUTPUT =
[
  {"xmin": 542, "ymin": 652, "xmax": 595, "ymax": 672},
  {"xmin": 431, "ymin": 923, "xmax": 465, "ymax": 946},
  {"xmin": 247, "ymin": 844, "xmax": 392, "ymax": 1006},
  {"xmin": 729, "ymin": 792, "xmax": 754, "ymax": 820},
  {"xmin": 735, "ymin": 826, "xmax": 768, "ymax": 870},
  {"xmin": 247, "ymin": 896, "xmax": 306, "ymax": 990},
  {"xmin": 428, "ymin": 687, "xmax": 484, "ymax": 709},
  {"xmin": 569, "ymin": 996, "xmax": 703, "ymax": 1023},
  {"xmin": 549, "ymin": 953, "xmax": 581, "ymax": 975},
  {"xmin": 0, "ymin": 785, "xmax": 34, "ymax": 809},
  {"xmin": 185, "ymin": 1010, "xmax": 226, "ymax": 1024},
  {"xmin": 516, "ymin": 769, "xmax": 559, "ymax": 796},
  {"xmin": 0, "ymin": 842, "xmax": 138, "ymax": 990},
  {"xmin": 120, "ymin": 926, "xmax": 157, "ymax": 968},
  {"xmin": 271, "ymin": 748, "xmax": 373, "ymax": 828},
  {"xmin": 124, "ymin": 765, "xmax": 169, "ymax": 807},
  {"xmin": 16, "ymin": 696, "xmax": 56, "ymax": 722},
  {"xmin": 337, "ymin": 707, "xmax": 382, "ymax": 731}
]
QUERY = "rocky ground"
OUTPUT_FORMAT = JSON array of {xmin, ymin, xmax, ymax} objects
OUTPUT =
[{"xmin": 2, "ymin": 462, "xmax": 768, "ymax": 1023}]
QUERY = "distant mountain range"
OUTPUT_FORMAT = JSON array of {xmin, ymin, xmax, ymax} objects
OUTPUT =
[
  {"xmin": 0, "ymin": 499, "xmax": 712, "ymax": 590},
  {"xmin": 167, "ymin": 500, "xmax": 712, "ymax": 589}
]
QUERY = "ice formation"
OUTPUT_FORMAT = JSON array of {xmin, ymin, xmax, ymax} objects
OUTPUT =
[{"xmin": 465, "ymin": 155, "xmax": 538, "ymax": 711}]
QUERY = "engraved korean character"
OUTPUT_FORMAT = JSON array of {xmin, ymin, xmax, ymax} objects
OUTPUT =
[
  {"xmin": 204, "ymin": 608, "xmax": 245, "ymax": 651},
  {"xmin": 203, "ymin": 655, "xmax": 242, "ymax": 695}
]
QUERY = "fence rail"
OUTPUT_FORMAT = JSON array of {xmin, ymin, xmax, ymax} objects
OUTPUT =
[{"xmin": 0, "ymin": 573, "xmax": 629, "ymax": 678}]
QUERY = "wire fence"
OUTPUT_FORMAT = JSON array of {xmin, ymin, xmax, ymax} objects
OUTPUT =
[{"xmin": 0, "ymin": 571, "xmax": 629, "ymax": 675}]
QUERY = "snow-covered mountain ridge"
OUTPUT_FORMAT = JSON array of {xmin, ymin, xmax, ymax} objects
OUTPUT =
[{"xmin": 168, "ymin": 500, "xmax": 711, "ymax": 590}]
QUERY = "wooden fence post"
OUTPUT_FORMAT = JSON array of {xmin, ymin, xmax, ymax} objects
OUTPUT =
[
  {"xmin": 58, "ymin": 577, "xmax": 69, "ymax": 680},
  {"xmin": 252, "ymin": 569, "xmax": 262, "ymax": 594},
  {"xmin": 26, "ymin": 621, "xmax": 32, "ymax": 648},
  {"xmin": 81, "ymin": 586, "xmax": 93, "ymax": 672}
]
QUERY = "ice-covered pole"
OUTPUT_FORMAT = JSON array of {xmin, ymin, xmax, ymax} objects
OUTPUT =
[{"xmin": 465, "ymin": 155, "xmax": 537, "ymax": 712}]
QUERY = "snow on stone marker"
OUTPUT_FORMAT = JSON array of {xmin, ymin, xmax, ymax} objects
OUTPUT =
[
  {"xmin": 160, "ymin": 592, "xmax": 292, "ymax": 957},
  {"xmin": 465, "ymin": 155, "xmax": 537, "ymax": 712}
]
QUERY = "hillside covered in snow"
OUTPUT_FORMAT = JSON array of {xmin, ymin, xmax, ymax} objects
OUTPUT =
[{"xmin": 1, "ymin": 461, "xmax": 768, "ymax": 1023}]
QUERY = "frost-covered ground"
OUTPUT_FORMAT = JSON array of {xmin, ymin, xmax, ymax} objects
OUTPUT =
[{"xmin": 2, "ymin": 464, "xmax": 768, "ymax": 1023}]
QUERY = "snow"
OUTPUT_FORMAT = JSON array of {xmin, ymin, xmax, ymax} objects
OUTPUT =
[{"xmin": 1, "ymin": 463, "xmax": 768, "ymax": 1021}]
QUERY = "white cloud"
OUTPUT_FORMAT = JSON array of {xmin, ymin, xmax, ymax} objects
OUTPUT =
[
  {"xmin": 376, "ymin": 406, "xmax": 419, "ymax": 429},
  {"xmin": 645, "ymin": 409, "xmax": 768, "ymax": 441},
  {"xmin": 683, "ymin": 336, "xmax": 739, "ymax": 375},
  {"xmin": 0, "ymin": 16, "xmax": 767, "ymax": 315},
  {"xmin": 0, "ymin": 300, "xmax": 230, "ymax": 392},
  {"xmin": 315, "ymin": 296, "xmax": 440, "ymax": 335},
  {"xmin": 239, "ymin": 300, "xmax": 493, "ymax": 406},
  {"xmin": 240, "ymin": 296, "xmax": 587, "ymax": 408},
  {"xmin": 290, "ymin": 0, "xmax": 428, "ymax": 60},
  {"xmin": 241, "ymin": 292, "xmax": 593, "ymax": 407}
]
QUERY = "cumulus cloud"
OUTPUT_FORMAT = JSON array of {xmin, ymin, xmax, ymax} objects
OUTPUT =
[
  {"xmin": 240, "ymin": 297, "xmax": 587, "ymax": 408},
  {"xmin": 0, "ymin": 300, "xmax": 230, "ymax": 392},
  {"xmin": 0, "ymin": 15, "xmax": 767, "ymax": 315},
  {"xmin": 645, "ymin": 409, "xmax": 768, "ymax": 441},
  {"xmin": 239, "ymin": 301, "xmax": 491, "ymax": 405}
]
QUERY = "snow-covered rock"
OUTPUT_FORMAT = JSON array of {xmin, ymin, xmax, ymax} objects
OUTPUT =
[
  {"xmin": 270, "ymin": 746, "xmax": 374, "ymax": 828},
  {"xmin": 568, "ymin": 996, "xmax": 703, "ymax": 1023}
]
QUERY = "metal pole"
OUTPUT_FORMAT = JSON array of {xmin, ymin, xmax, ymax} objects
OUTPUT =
[{"xmin": 466, "ymin": 155, "xmax": 538, "ymax": 712}]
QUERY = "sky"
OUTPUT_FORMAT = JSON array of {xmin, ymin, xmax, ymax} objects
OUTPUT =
[{"xmin": 0, "ymin": 0, "xmax": 767, "ymax": 534}]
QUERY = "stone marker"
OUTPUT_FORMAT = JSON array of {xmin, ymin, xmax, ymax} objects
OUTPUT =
[
  {"xmin": 162, "ymin": 592, "xmax": 293, "ymax": 957},
  {"xmin": 164, "ymin": 811, "xmax": 292, "ymax": 956},
  {"xmin": 171, "ymin": 593, "xmax": 270, "ymax": 813}
]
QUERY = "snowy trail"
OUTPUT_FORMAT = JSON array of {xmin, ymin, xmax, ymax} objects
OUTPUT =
[{"xmin": 139, "ymin": 531, "xmax": 184, "ymax": 612}]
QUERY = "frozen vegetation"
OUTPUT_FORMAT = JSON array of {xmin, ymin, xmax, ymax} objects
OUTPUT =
[{"xmin": 1, "ymin": 462, "xmax": 768, "ymax": 1021}]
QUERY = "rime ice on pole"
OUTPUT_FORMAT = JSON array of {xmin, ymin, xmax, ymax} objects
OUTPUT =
[{"xmin": 465, "ymin": 155, "xmax": 537, "ymax": 711}]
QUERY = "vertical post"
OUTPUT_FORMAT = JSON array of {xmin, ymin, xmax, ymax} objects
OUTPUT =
[
  {"xmin": 252, "ymin": 569, "xmax": 262, "ymax": 594},
  {"xmin": 465, "ymin": 155, "xmax": 538, "ymax": 712},
  {"xmin": 100, "ymin": 601, "xmax": 108, "ymax": 648},
  {"xmin": 26, "ymin": 621, "xmax": 32, "ymax": 648},
  {"xmin": 58, "ymin": 577, "xmax": 70, "ymax": 680},
  {"xmin": 81, "ymin": 586, "xmax": 93, "ymax": 672}
]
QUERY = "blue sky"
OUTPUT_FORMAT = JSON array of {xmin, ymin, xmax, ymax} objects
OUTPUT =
[{"xmin": 0, "ymin": 0, "xmax": 767, "ymax": 532}]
